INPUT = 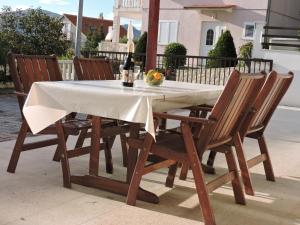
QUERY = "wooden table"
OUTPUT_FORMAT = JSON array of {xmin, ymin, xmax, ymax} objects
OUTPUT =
[{"xmin": 23, "ymin": 80, "xmax": 223, "ymax": 203}]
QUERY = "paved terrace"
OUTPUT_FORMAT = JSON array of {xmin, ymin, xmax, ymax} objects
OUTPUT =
[{"xmin": 0, "ymin": 95, "xmax": 300, "ymax": 225}]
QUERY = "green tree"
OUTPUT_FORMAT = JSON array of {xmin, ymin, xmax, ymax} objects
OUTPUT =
[
  {"xmin": 0, "ymin": 7, "xmax": 68, "ymax": 56},
  {"xmin": 0, "ymin": 6, "xmax": 23, "ymax": 82},
  {"xmin": 18, "ymin": 8, "xmax": 68, "ymax": 55},
  {"xmin": 134, "ymin": 32, "xmax": 147, "ymax": 68},
  {"xmin": 119, "ymin": 35, "xmax": 128, "ymax": 44},
  {"xmin": 207, "ymin": 30, "xmax": 237, "ymax": 68},
  {"xmin": 0, "ymin": 6, "xmax": 23, "ymax": 56},
  {"xmin": 83, "ymin": 28, "xmax": 103, "ymax": 52},
  {"xmin": 99, "ymin": 26, "xmax": 106, "ymax": 42}
]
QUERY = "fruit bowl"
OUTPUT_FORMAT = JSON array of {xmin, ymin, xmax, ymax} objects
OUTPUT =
[{"xmin": 144, "ymin": 70, "xmax": 164, "ymax": 86}]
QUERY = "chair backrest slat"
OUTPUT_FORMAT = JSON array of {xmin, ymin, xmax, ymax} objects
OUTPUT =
[
  {"xmin": 74, "ymin": 56, "xmax": 115, "ymax": 81},
  {"xmin": 240, "ymin": 71, "xmax": 294, "ymax": 137},
  {"xmin": 200, "ymin": 70, "xmax": 266, "ymax": 146},
  {"xmin": 38, "ymin": 58, "xmax": 50, "ymax": 81},
  {"xmin": 8, "ymin": 53, "xmax": 63, "ymax": 114}
]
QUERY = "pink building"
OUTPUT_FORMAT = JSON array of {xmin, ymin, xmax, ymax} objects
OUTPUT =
[{"xmin": 113, "ymin": 0, "xmax": 300, "ymax": 56}]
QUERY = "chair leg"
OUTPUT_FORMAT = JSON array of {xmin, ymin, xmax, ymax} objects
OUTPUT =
[
  {"xmin": 207, "ymin": 151, "xmax": 217, "ymax": 167},
  {"xmin": 181, "ymin": 122, "xmax": 216, "ymax": 225},
  {"xmin": 55, "ymin": 121, "xmax": 71, "ymax": 188},
  {"xmin": 258, "ymin": 135, "xmax": 275, "ymax": 182},
  {"xmin": 234, "ymin": 134, "xmax": 255, "ymax": 196},
  {"xmin": 224, "ymin": 147, "xmax": 246, "ymax": 205},
  {"xmin": 179, "ymin": 163, "xmax": 189, "ymax": 180},
  {"xmin": 165, "ymin": 162, "xmax": 178, "ymax": 188},
  {"xmin": 75, "ymin": 128, "xmax": 89, "ymax": 149},
  {"xmin": 191, "ymin": 164, "xmax": 216, "ymax": 225},
  {"xmin": 7, "ymin": 121, "xmax": 29, "ymax": 173},
  {"xmin": 127, "ymin": 120, "xmax": 158, "ymax": 206},
  {"xmin": 53, "ymin": 134, "xmax": 69, "ymax": 162},
  {"xmin": 103, "ymin": 136, "xmax": 115, "ymax": 174},
  {"xmin": 120, "ymin": 134, "xmax": 128, "ymax": 167},
  {"xmin": 126, "ymin": 133, "xmax": 154, "ymax": 206}
]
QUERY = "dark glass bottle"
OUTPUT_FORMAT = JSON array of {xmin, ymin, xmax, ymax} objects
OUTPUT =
[
  {"xmin": 122, "ymin": 52, "xmax": 134, "ymax": 87},
  {"xmin": 122, "ymin": 52, "xmax": 132, "ymax": 86}
]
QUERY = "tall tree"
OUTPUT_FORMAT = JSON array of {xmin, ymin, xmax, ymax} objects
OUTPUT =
[
  {"xmin": 19, "ymin": 8, "xmax": 68, "ymax": 55},
  {"xmin": 0, "ymin": 7, "xmax": 68, "ymax": 56},
  {"xmin": 99, "ymin": 26, "xmax": 106, "ymax": 42},
  {"xmin": 83, "ymin": 27, "xmax": 105, "ymax": 52}
]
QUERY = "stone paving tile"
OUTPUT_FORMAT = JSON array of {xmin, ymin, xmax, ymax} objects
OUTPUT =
[{"xmin": 0, "ymin": 95, "xmax": 21, "ymax": 142}]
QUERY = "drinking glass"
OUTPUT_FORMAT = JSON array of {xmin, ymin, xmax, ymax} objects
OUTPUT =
[{"xmin": 133, "ymin": 65, "xmax": 141, "ymax": 80}]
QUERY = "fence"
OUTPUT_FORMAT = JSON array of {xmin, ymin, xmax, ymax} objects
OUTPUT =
[
  {"xmin": 58, "ymin": 60, "xmax": 75, "ymax": 80},
  {"xmin": 0, "ymin": 65, "xmax": 11, "ymax": 84},
  {"xmin": 82, "ymin": 51, "xmax": 273, "ymax": 85},
  {"xmin": 0, "ymin": 52, "xmax": 273, "ymax": 86}
]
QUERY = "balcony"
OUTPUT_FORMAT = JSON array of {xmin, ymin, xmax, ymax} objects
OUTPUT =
[
  {"xmin": 119, "ymin": 0, "xmax": 142, "ymax": 9},
  {"xmin": 115, "ymin": 0, "xmax": 143, "ymax": 19}
]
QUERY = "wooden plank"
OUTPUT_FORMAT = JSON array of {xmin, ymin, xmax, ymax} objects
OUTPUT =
[
  {"xmin": 142, "ymin": 160, "xmax": 176, "ymax": 175},
  {"xmin": 247, "ymin": 154, "xmax": 267, "ymax": 168},
  {"xmin": 206, "ymin": 171, "xmax": 235, "ymax": 193},
  {"xmin": 38, "ymin": 58, "xmax": 50, "ymax": 81},
  {"xmin": 89, "ymin": 116, "xmax": 101, "ymax": 176},
  {"xmin": 67, "ymin": 144, "xmax": 105, "ymax": 158},
  {"xmin": 70, "ymin": 175, "xmax": 159, "ymax": 204},
  {"xmin": 23, "ymin": 138, "xmax": 59, "ymax": 151}
]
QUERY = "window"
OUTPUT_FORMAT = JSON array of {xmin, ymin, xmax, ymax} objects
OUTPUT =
[
  {"xmin": 243, "ymin": 22, "xmax": 255, "ymax": 40},
  {"xmin": 206, "ymin": 29, "xmax": 214, "ymax": 45},
  {"xmin": 158, "ymin": 20, "xmax": 178, "ymax": 45}
]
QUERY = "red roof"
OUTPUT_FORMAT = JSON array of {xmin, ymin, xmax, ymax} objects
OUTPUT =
[
  {"xmin": 63, "ymin": 14, "xmax": 126, "ymax": 37},
  {"xmin": 184, "ymin": 4, "xmax": 236, "ymax": 9}
]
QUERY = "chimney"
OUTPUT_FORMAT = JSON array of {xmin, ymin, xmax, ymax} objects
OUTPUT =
[{"xmin": 99, "ymin": 12, "xmax": 104, "ymax": 20}]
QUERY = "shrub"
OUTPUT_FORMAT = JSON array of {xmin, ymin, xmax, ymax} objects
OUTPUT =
[
  {"xmin": 119, "ymin": 35, "xmax": 128, "ymax": 44},
  {"xmin": 134, "ymin": 32, "xmax": 147, "ymax": 69},
  {"xmin": 207, "ymin": 30, "xmax": 237, "ymax": 68},
  {"xmin": 59, "ymin": 48, "xmax": 74, "ymax": 60},
  {"xmin": 163, "ymin": 42, "xmax": 187, "ymax": 69},
  {"xmin": 237, "ymin": 42, "xmax": 253, "ymax": 69},
  {"xmin": 239, "ymin": 42, "xmax": 253, "ymax": 58}
]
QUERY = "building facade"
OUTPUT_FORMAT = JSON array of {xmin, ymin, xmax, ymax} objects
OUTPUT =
[
  {"xmin": 61, "ymin": 14, "xmax": 127, "ymax": 48},
  {"xmin": 113, "ymin": 0, "xmax": 300, "ymax": 56}
]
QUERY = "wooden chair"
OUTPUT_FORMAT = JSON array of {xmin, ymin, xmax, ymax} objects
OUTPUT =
[
  {"xmin": 207, "ymin": 71, "xmax": 294, "ymax": 195},
  {"xmin": 6, "ymin": 53, "xmax": 92, "ymax": 178},
  {"xmin": 125, "ymin": 70, "xmax": 266, "ymax": 225},
  {"xmin": 73, "ymin": 56, "xmax": 129, "ymax": 171}
]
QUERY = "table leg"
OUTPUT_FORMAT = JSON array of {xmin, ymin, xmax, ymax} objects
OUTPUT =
[
  {"xmin": 89, "ymin": 116, "xmax": 101, "ymax": 176},
  {"xmin": 71, "ymin": 119, "xmax": 159, "ymax": 204},
  {"xmin": 126, "ymin": 123, "xmax": 140, "ymax": 183}
]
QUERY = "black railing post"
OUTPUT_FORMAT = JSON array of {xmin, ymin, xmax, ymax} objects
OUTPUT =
[{"xmin": 269, "ymin": 60, "xmax": 273, "ymax": 72}]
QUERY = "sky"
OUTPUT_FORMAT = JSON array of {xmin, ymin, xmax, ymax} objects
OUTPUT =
[{"xmin": 0, "ymin": 0, "xmax": 140, "ymax": 27}]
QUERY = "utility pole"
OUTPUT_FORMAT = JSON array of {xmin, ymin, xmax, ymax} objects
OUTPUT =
[{"xmin": 75, "ymin": 0, "xmax": 83, "ymax": 56}]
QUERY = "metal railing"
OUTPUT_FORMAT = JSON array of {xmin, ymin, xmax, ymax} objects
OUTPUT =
[
  {"xmin": 262, "ymin": 26, "xmax": 300, "ymax": 49},
  {"xmin": 119, "ymin": 0, "xmax": 142, "ymax": 8},
  {"xmin": 0, "ymin": 65, "xmax": 11, "ymax": 84},
  {"xmin": 82, "ymin": 51, "xmax": 273, "ymax": 85}
]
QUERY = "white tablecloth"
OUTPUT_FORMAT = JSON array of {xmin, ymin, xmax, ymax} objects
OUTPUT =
[{"xmin": 23, "ymin": 80, "xmax": 223, "ymax": 137}]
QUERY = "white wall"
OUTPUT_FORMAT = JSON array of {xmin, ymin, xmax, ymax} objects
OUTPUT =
[
  {"xmin": 253, "ymin": 23, "xmax": 300, "ymax": 107},
  {"xmin": 262, "ymin": 50, "xmax": 300, "ymax": 107}
]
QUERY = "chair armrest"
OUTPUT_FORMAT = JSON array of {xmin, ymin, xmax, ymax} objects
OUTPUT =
[
  {"xmin": 14, "ymin": 91, "xmax": 28, "ymax": 97},
  {"xmin": 153, "ymin": 112, "xmax": 216, "ymax": 125}
]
